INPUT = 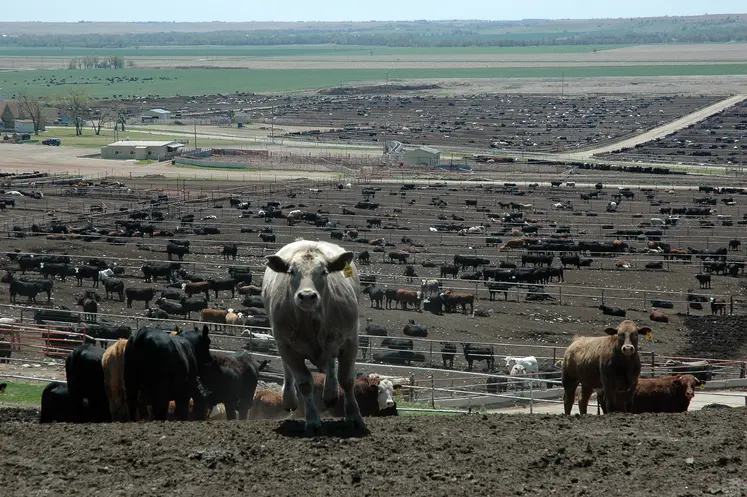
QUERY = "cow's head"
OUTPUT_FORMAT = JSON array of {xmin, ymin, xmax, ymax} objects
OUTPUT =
[
  {"xmin": 604, "ymin": 320, "xmax": 651, "ymax": 357},
  {"xmin": 377, "ymin": 379, "xmax": 395, "ymax": 409},
  {"xmin": 266, "ymin": 246, "xmax": 354, "ymax": 312},
  {"xmin": 185, "ymin": 325, "xmax": 212, "ymax": 367},
  {"xmin": 674, "ymin": 374, "xmax": 703, "ymax": 399}
]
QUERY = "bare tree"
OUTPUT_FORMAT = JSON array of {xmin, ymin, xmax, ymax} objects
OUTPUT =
[
  {"xmin": 62, "ymin": 90, "xmax": 90, "ymax": 136},
  {"xmin": 90, "ymin": 107, "xmax": 111, "ymax": 136},
  {"xmin": 17, "ymin": 91, "xmax": 45, "ymax": 135},
  {"xmin": 114, "ymin": 106, "xmax": 127, "ymax": 132}
]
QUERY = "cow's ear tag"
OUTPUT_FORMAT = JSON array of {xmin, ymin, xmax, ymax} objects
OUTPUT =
[
  {"xmin": 343, "ymin": 263, "xmax": 353, "ymax": 278},
  {"xmin": 646, "ymin": 331, "xmax": 653, "ymax": 342},
  {"xmin": 700, "ymin": 384, "xmax": 705, "ymax": 390}
]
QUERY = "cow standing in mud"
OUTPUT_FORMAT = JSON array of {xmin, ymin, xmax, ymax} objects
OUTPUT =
[
  {"xmin": 561, "ymin": 320, "xmax": 651, "ymax": 415},
  {"xmin": 262, "ymin": 240, "xmax": 365, "ymax": 434}
]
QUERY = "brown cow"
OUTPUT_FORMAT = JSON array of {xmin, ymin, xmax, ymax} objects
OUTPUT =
[
  {"xmin": 597, "ymin": 374, "xmax": 703, "ymax": 414},
  {"xmin": 292, "ymin": 373, "xmax": 394, "ymax": 419},
  {"xmin": 562, "ymin": 320, "xmax": 651, "ymax": 415},
  {"xmin": 182, "ymin": 281, "xmax": 210, "ymax": 299},
  {"xmin": 649, "ymin": 309, "xmax": 669, "ymax": 323},
  {"xmin": 201, "ymin": 309, "xmax": 229, "ymax": 330},
  {"xmin": 441, "ymin": 290, "xmax": 475, "ymax": 314},
  {"xmin": 499, "ymin": 239, "xmax": 524, "ymax": 251},
  {"xmin": 102, "ymin": 339, "xmax": 129, "ymax": 422},
  {"xmin": 395, "ymin": 289, "xmax": 422, "ymax": 311},
  {"xmin": 238, "ymin": 285, "xmax": 262, "ymax": 296},
  {"xmin": 248, "ymin": 390, "xmax": 289, "ymax": 420}
]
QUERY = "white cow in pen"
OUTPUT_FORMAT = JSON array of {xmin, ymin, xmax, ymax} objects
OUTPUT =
[
  {"xmin": 505, "ymin": 355, "xmax": 539, "ymax": 387},
  {"xmin": 262, "ymin": 240, "xmax": 364, "ymax": 434}
]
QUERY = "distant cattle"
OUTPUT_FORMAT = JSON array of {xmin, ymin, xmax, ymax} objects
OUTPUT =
[
  {"xmin": 125, "ymin": 287, "xmax": 156, "ymax": 309},
  {"xmin": 441, "ymin": 342, "xmax": 457, "ymax": 368},
  {"xmin": 462, "ymin": 343, "xmax": 494, "ymax": 371},
  {"xmin": 599, "ymin": 304, "xmax": 626, "ymax": 317}
]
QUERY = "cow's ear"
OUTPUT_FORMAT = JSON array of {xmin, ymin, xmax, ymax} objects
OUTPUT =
[
  {"xmin": 328, "ymin": 251, "xmax": 354, "ymax": 273},
  {"xmin": 604, "ymin": 327, "xmax": 618, "ymax": 335},
  {"xmin": 266, "ymin": 255, "xmax": 289, "ymax": 273},
  {"xmin": 637, "ymin": 326, "xmax": 652, "ymax": 335}
]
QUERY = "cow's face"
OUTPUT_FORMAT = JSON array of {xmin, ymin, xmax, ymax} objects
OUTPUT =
[
  {"xmin": 675, "ymin": 374, "xmax": 703, "ymax": 399},
  {"xmin": 377, "ymin": 379, "xmax": 395, "ymax": 409},
  {"xmin": 604, "ymin": 320, "xmax": 651, "ymax": 357},
  {"xmin": 267, "ymin": 249, "xmax": 354, "ymax": 312}
]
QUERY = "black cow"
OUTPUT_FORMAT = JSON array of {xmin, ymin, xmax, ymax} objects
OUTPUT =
[
  {"xmin": 259, "ymin": 233, "xmax": 276, "ymax": 243},
  {"xmin": 155, "ymin": 298, "xmax": 187, "ymax": 318},
  {"xmin": 167, "ymin": 243, "xmax": 190, "ymax": 261},
  {"xmin": 362, "ymin": 286, "xmax": 384, "ymax": 308},
  {"xmin": 403, "ymin": 319, "xmax": 428, "ymax": 338},
  {"xmin": 103, "ymin": 278, "xmax": 125, "ymax": 301},
  {"xmin": 65, "ymin": 344, "xmax": 110, "ymax": 422},
  {"xmin": 440, "ymin": 264, "xmax": 459, "ymax": 278},
  {"xmin": 124, "ymin": 325, "xmax": 212, "ymax": 421},
  {"xmin": 75, "ymin": 266, "xmax": 100, "ymax": 287},
  {"xmin": 2, "ymin": 272, "xmax": 40, "ymax": 303},
  {"xmin": 462, "ymin": 343, "xmax": 494, "ymax": 371},
  {"xmin": 599, "ymin": 304, "xmax": 626, "ymax": 317},
  {"xmin": 560, "ymin": 255, "xmax": 581, "ymax": 269},
  {"xmin": 40, "ymin": 263, "xmax": 74, "ymax": 281},
  {"xmin": 40, "ymin": 382, "xmax": 78, "ymax": 423},
  {"xmin": 486, "ymin": 375, "xmax": 508, "ymax": 394},
  {"xmin": 454, "ymin": 255, "xmax": 490, "ymax": 270},
  {"xmin": 201, "ymin": 352, "xmax": 268, "ymax": 420},
  {"xmin": 208, "ymin": 278, "xmax": 237, "ymax": 299},
  {"xmin": 141, "ymin": 263, "xmax": 178, "ymax": 283},
  {"xmin": 0, "ymin": 339, "xmax": 10, "ymax": 364},
  {"xmin": 125, "ymin": 287, "xmax": 156, "ymax": 309},
  {"xmin": 381, "ymin": 338, "xmax": 414, "ymax": 351},
  {"xmin": 441, "ymin": 342, "xmax": 457, "ymax": 369},
  {"xmin": 364, "ymin": 319, "xmax": 388, "ymax": 337},
  {"xmin": 180, "ymin": 297, "xmax": 209, "ymax": 319},
  {"xmin": 222, "ymin": 244, "xmax": 238, "ymax": 261}
]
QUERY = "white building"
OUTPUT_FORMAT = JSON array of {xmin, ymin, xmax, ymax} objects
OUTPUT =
[
  {"xmin": 403, "ymin": 146, "xmax": 441, "ymax": 166},
  {"xmin": 141, "ymin": 108, "xmax": 172, "ymax": 122},
  {"xmin": 101, "ymin": 140, "xmax": 183, "ymax": 160}
]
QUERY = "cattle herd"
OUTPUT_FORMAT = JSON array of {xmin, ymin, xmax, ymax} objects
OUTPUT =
[{"xmin": 0, "ymin": 170, "xmax": 744, "ymax": 428}]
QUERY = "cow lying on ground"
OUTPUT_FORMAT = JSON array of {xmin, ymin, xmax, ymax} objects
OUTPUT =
[
  {"xmin": 40, "ymin": 381, "xmax": 78, "ymax": 423},
  {"xmin": 597, "ymin": 374, "xmax": 704, "ymax": 414},
  {"xmin": 562, "ymin": 320, "xmax": 651, "ymax": 415}
]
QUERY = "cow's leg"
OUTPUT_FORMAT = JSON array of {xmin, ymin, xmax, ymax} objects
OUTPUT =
[
  {"xmin": 323, "ymin": 359, "xmax": 339, "ymax": 408},
  {"xmin": 338, "ymin": 340, "xmax": 366, "ymax": 431},
  {"xmin": 579, "ymin": 385, "xmax": 594, "ymax": 415},
  {"xmin": 562, "ymin": 379, "xmax": 578, "ymax": 415},
  {"xmin": 279, "ymin": 346, "xmax": 320, "ymax": 433}
]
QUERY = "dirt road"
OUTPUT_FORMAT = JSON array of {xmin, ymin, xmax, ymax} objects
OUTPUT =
[
  {"xmin": 564, "ymin": 94, "xmax": 747, "ymax": 160},
  {"xmin": 1, "ymin": 407, "xmax": 745, "ymax": 496}
]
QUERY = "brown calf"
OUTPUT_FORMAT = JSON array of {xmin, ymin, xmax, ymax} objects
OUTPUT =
[
  {"xmin": 649, "ymin": 309, "xmax": 669, "ymax": 323},
  {"xmin": 183, "ymin": 281, "xmax": 210, "ymax": 299},
  {"xmin": 598, "ymin": 374, "xmax": 703, "ymax": 414}
]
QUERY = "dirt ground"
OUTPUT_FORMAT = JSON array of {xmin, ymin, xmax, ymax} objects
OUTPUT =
[{"xmin": 0, "ymin": 406, "xmax": 746, "ymax": 496}]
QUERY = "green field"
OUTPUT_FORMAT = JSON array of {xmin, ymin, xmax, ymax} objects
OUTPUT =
[
  {"xmin": 36, "ymin": 126, "xmax": 250, "ymax": 149},
  {"xmin": 1, "ymin": 381, "xmax": 45, "ymax": 406},
  {"xmin": 0, "ymin": 44, "xmax": 626, "ymax": 58},
  {"xmin": 3, "ymin": 63, "xmax": 747, "ymax": 99}
]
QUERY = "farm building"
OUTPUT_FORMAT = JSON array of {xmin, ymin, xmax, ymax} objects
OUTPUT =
[
  {"xmin": 14, "ymin": 119, "xmax": 36, "ymax": 134},
  {"xmin": 141, "ymin": 108, "xmax": 172, "ymax": 122},
  {"xmin": 403, "ymin": 146, "xmax": 441, "ymax": 166},
  {"xmin": 101, "ymin": 140, "xmax": 184, "ymax": 160}
]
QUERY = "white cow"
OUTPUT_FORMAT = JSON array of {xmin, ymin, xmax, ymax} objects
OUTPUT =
[
  {"xmin": 510, "ymin": 364, "xmax": 527, "ymax": 391},
  {"xmin": 420, "ymin": 279, "xmax": 441, "ymax": 297},
  {"xmin": 262, "ymin": 240, "xmax": 364, "ymax": 434},
  {"xmin": 505, "ymin": 355, "xmax": 539, "ymax": 387},
  {"xmin": 287, "ymin": 209, "xmax": 303, "ymax": 220},
  {"xmin": 650, "ymin": 218, "xmax": 665, "ymax": 226}
]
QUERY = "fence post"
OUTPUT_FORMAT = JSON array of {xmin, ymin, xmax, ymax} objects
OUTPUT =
[
  {"xmin": 529, "ymin": 378, "xmax": 534, "ymax": 414},
  {"xmin": 558, "ymin": 286, "xmax": 562, "ymax": 305},
  {"xmin": 601, "ymin": 289, "xmax": 605, "ymax": 306},
  {"xmin": 643, "ymin": 291, "xmax": 647, "ymax": 311},
  {"xmin": 430, "ymin": 375, "xmax": 435, "ymax": 409},
  {"xmin": 730, "ymin": 295, "xmax": 734, "ymax": 315},
  {"xmin": 429, "ymin": 341, "xmax": 433, "ymax": 366},
  {"xmin": 409, "ymin": 375, "xmax": 415, "ymax": 402},
  {"xmin": 651, "ymin": 352, "xmax": 655, "ymax": 378}
]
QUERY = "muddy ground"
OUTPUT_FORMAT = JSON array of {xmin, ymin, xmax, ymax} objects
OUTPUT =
[{"xmin": 0, "ymin": 406, "xmax": 745, "ymax": 496}]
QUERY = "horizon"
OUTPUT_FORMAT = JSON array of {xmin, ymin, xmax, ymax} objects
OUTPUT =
[{"xmin": 1, "ymin": 0, "xmax": 745, "ymax": 23}]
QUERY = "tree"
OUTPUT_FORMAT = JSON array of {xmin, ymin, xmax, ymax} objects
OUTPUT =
[
  {"xmin": 67, "ymin": 57, "xmax": 80, "ymax": 70},
  {"xmin": 90, "ymin": 107, "xmax": 111, "ymax": 136},
  {"xmin": 17, "ymin": 91, "xmax": 45, "ymax": 135},
  {"xmin": 62, "ymin": 90, "xmax": 90, "ymax": 136},
  {"xmin": 114, "ymin": 106, "xmax": 127, "ymax": 132}
]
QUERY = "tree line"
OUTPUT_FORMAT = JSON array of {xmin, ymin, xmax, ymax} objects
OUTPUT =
[
  {"xmin": 67, "ymin": 55, "xmax": 133, "ymax": 69},
  {"xmin": 15, "ymin": 89, "xmax": 126, "ymax": 136}
]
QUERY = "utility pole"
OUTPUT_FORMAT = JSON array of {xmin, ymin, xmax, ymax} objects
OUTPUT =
[
  {"xmin": 193, "ymin": 119, "xmax": 197, "ymax": 150},
  {"xmin": 561, "ymin": 72, "xmax": 564, "ymax": 98}
]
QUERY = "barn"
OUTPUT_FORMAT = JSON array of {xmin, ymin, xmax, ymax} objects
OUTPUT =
[
  {"xmin": 403, "ymin": 146, "xmax": 441, "ymax": 166},
  {"xmin": 141, "ymin": 109, "xmax": 172, "ymax": 123},
  {"xmin": 100, "ymin": 140, "xmax": 184, "ymax": 160}
]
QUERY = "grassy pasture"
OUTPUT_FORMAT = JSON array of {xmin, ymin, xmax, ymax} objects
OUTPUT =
[
  {"xmin": 0, "ymin": 382, "xmax": 45, "ymax": 407},
  {"xmin": 2, "ymin": 64, "xmax": 747, "ymax": 99}
]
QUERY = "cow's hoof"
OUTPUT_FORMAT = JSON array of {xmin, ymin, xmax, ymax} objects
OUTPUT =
[
  {"xmin": 304, "ymin": 419, "xmax": 323, "ymax": 436},
  {"xmin": 346, "ymin": 413, "xmax": 368, "ymax": 433}
]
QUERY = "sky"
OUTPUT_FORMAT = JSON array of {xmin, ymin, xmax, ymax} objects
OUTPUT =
[{"xmin": 1, "ymin": 0, "xmax": 744, "ymax": 23}]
